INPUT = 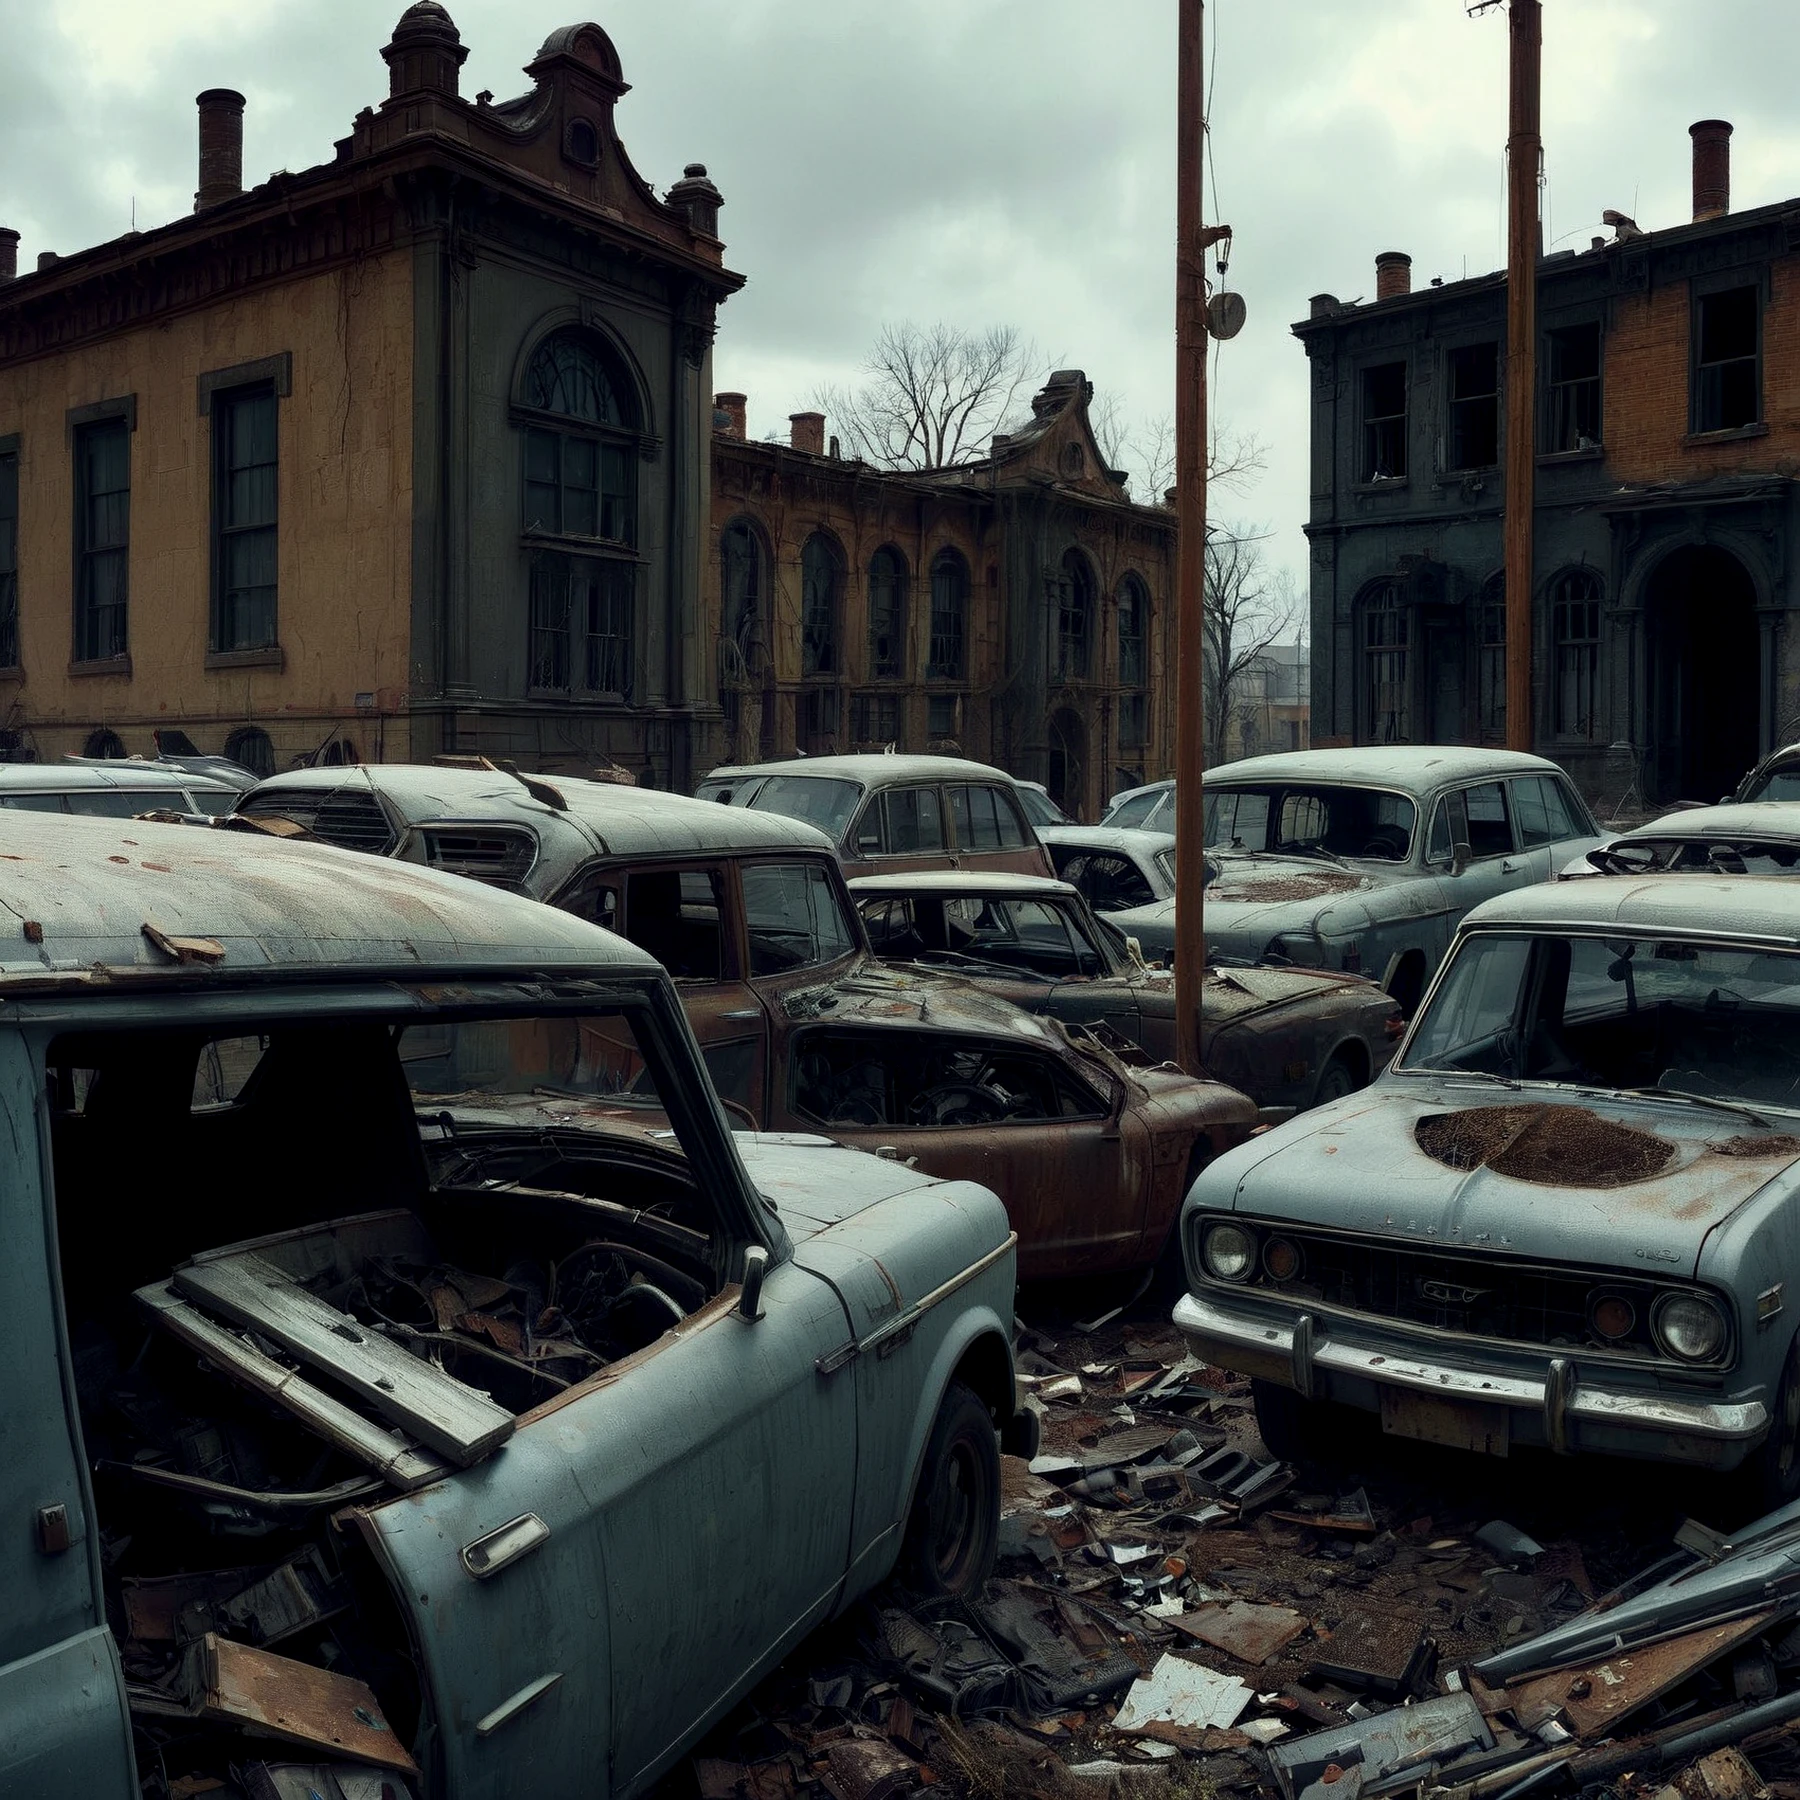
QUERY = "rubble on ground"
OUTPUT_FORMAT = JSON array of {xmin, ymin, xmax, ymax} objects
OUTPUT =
[{"xmin": 666, "ymin": 1300, "xmax": 1800, "ymax": 1800}]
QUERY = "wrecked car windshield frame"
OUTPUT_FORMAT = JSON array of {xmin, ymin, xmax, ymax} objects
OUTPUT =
[
  {"xmin": 1397, "ymin": 926, "xmax": 1800, "ymax": 1115},
  {"xmin": 1204, "ymin": 781, "xmax": 1419, "ymax": 863}
]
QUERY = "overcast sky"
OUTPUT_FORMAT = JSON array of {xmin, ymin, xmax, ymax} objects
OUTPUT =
[{"xmin": 5, "ymin": 1, "xmax": 1800, "ymax": 597}]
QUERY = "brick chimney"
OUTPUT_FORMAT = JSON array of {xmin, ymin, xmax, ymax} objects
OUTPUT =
[
  {"xmin": 0, "ymin": 229, "xmax": 17, "ymax": 282},
  {"xmin": 789, "ymin": 411, "xmax": 825, "ymax": 456},
  {"xmin": 1691, "ymin": 119, "xmax": 1732, "ymax": 222},
  {"xmin": 195, "ymin": 89, "xmax": 245, "ymax": 211},
  {"xmin": 1375, "ymin": 251, "xmax": 1412, "ymax": 301},
  {"xmin": 714, "ymin": 392, "xmax": 747, "ymax": 440}
]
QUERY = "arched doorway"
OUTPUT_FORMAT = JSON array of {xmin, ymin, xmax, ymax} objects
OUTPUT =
[
  {"xmin": 1047, "ymin": 708, "xmax": 1085, "ymax": 819},
  {"xmin": 1645, "ymin": 545, "xmax": 1759, "ymax": 802}
]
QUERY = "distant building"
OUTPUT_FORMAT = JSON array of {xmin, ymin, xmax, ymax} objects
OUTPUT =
[
  {"xmin": 0, "ymin": 6, "xmax": 738, "ymax": 783},
  {"xmin": 1219, "ymin": 640, "xmax": 1310, "ymax": 763},
  {"xmin": 706, "ymin": 371, "xmax": 1176, "ymax": 820},
  {"xmin": 1296, "ymin": 119, "xmax": 1800, "ymax": 805}
]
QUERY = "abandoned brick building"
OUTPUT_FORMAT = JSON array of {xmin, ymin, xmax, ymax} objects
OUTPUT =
[
  {"xmin": 706, "ymin": 372, "xmax": 1177, "ymax": 820},
  {"xmin": 1299, "ymin": 119, "xmax": 1800, "ymax": 805},
  {"xmin": 0, "ymin": 5, "xmax": 738, "ymax": 783}
]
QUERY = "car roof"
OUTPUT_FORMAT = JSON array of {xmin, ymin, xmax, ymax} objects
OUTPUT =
[
  {"xmin": 1622, "ymin": 801, "xmax": 1800, "ymax": 841},
  {"xmin": 1040, "ymin": 825, "xmax": 1177, "ymax": 855},
  {"xmin": 0, "ymin": 762, "xmax": 236, "ymax": 792},
  {"xmin": 0, "ymin": 810, "xmax": 657, "ymax": 985},
  {"xmin": 1203, "ymin": 745, "xmax": 1566, "ymax": 789},
  {"xmin": 698, "ymin": 753, "xmax": 1024, "ymax": 788},
  {"xmin": 1464, "ymin": 874, "xmax": 1800, "ymax": 942},
  {"xmin": 244, "ymin": 765, "xmax": 837, "ymax": 857},
  {"xmin": 847, "ymin": 871, "xmax": 1082, "ymax": 901}
]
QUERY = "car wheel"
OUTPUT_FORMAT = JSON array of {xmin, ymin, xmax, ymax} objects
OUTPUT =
[
  {"xmin": 1311, "ymin": 1052, "xmax": 1362, "ymax": 1108},
  {"xmin": 900, "ymin": 1380, "xmax": 1000, "ymax": 1600},
  {"xmin": 1739, "ymin": 1333, "xmax": 1800, "ymax": 1518},
  {"xmin": 1251, "ymin": 1378, "xmax": 1361, "ymax": 1464}
]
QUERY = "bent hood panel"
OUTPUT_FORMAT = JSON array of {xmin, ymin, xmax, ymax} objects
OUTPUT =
[
  {"xmin": 735, "ymin": 1133, "xmax": 946, "ymax": 1234},
  {"xmin": 1216, "ymin": 1084, "xmax": 1800, "ymax": 1275}
]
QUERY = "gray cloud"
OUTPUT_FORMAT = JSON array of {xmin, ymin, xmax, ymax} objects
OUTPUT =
[{"xmin": 4, "ymin": 0, "xmax": 1798, "ymax": 589}]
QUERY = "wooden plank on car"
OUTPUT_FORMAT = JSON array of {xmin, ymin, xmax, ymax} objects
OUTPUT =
[
  {"xmin": 168, "ymin": 1253, "xmax": 514, "ymax": 1466},
  {"xmin": 136, "ymin": 1282, "xmax": 452, "ymax": 1491}
]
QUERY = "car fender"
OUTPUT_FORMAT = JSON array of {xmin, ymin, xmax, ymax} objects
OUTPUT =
[{"xmin": 1697, "ymin": 1170, "xmax": 1800, "ymax": 1400}]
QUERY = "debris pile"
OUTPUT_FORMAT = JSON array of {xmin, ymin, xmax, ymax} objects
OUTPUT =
[{"xmin": 674, "ymin": 1314, "xmax": 1800, "ymax": 1800}]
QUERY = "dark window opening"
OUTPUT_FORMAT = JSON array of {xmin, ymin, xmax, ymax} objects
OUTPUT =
[
  {"xmin": 1118, "ymin": 692, "xmax": 1148, "ymax": 749},
  {"xmin": 530, "ymin": 552, "xmax": 634, "ymax": 699},
  {"xmin": 850, "ymin": 692, "xmax": 899, "ymax": 745},
  {"xmin": 1694, "ymin": 286, "xmax": 1760, "ymax": 433},
  {"xmin": 622, "ymin": 869, "xmax": 725, "ymax": 981},
  {"xmin": 801, "ymin": 534, "xmax": 841, "ymax": 677},
  {"xmin": 800, "ymin": 686, "xmax": 839, "ymax": 754},
  {"xmin": 0, "ymin": 449, "xmax": 16, "ymax": 669},
  {"xmin": 1547, "ymin": 323, "xmax": 1602, "ymax": 451},
  {"xmin": 927, "ymin": 694, "xmax": 958, "ymax": 739},
  {"xmin": 719, "ymin": 520, "xmax": 764, "ymax": 693},
  {"xmin": 520, "ymin": 328, "xmax": 638, "ymax": 547},
  {"xmin": 1360, "ymin": 362, "xmax": 1408, "ymax": 481},
  {"xmin": 211, "ymin": 385, "xmax": 278, "ymax": 653},
  {"xmin": 927, "ymin": 549, "xmax": 968, "ymax": 682},
  {"xmin": 1117, "ymin": 575, "xmax": 1147, "ymax": 687},
  {"xmin": 75, "ymin": 419, "xmax": 129, "ymax": 663},
  {"xmin": 223, "ymin": 725, "xmax": 275, "ymax": 779},
  {"xmin": 1447, "ymin": 342, "xmax": 1499, "ymax": 469},
  {"xmin": 1478, "ymin": 574, "xmax": 1506, "ymax": 741},
  {"xmin": 565, "ymin": 117, "xmax": 599, "ymax": 168},
  {"xmin": 1552, "ymin": 569, "xmax": 1603, "ymax": 740},
  {"xmin": 1055, "ymin": 550, "xmax": 1093, "ymax": 681},
  {"xmin": 1361, "ymin": 582, "xmax": 1408, "ymax": 743},
  {"xmin": 867, "ymin": 546, "xmax": 907, "ymax": 681},
  {"xmin": 83, "ymin": 728, "xmax": 125, "ymax": 759}
]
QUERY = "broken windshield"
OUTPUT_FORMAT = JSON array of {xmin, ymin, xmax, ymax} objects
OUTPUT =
[
  {"xmin": 733, "ymin": 774, "xmax": 863, "ymax": 839},
  {"xmin": 1205, "ymin": 784, "xmax": 1417, "ymax": 862},
  {"xmin": 1400, "ymin": 930, "xmax": 1800, "ymax": 1111}
]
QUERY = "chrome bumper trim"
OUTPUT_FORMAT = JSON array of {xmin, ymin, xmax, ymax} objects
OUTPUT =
[{"xmin": 1173, "ymin": 1291, "xmax": 1769, "ymax": 1444}]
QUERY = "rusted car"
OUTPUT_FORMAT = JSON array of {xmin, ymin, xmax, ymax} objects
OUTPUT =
[
  {"xmin": 234, "ymin": 764, "xmax": 1246, "ymax": 1279},
  {"xmin": 694, "ymin": 753, "xmax": 1053, "ymax": 878},
  {"xmin": 1562, "ymin": 801, "xmax": 1800, "ymax": 878},
  {"xmin": 0, "ymin": 811, "xmax": 1021, "ymax": 1800},
  {"xmin": 1039, "ymin": 824, "xmax": 1176, "ymax": 917},
  {"xmin": 1176, "ymin": 875, "xmax": 1800, "ymax": 1509},
  {"xmin": 849, "ymin": 869, "xmax": 1402, "ymax": 1112}
]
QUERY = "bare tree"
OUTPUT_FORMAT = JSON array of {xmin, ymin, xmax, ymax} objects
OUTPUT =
[
  {"xmin": 812, "ymin": 322, "xmax": 1037, "ymax": 470},
  {"xmin": 1091, "ymin": 393, "xmax": 1265, "ymax": 504},
  {"xmin": 1203, "ymin": 527, "xmax": 1303, "ymax": 767}
]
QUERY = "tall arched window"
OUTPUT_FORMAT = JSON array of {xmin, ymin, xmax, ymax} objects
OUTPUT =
[
  {"xmin": 801, "ymin": 533, "xmax": 842, "ymax": 676},
  {"xmin": 927, "ymin": 549, "xmax": 969, "ymax": 682},
  {"xmin": 1056, "ymin": 550, "xmax": 1094, "ymax": 681},
  {"xmin": 1552, "ymin": 568, "xmax": 1603, "ymax": 739},
  {"xmin": 520, "ymin": 326, "xmax": 642, "ymax": 700},
  {"xmin": 1361, "ymin": 581, "xmax": 1408, "ymax": 743},
  {"xmin": 867, "ymin": 546, "xmax": 908, "ymax": 681},
  {"xmin": 1117, "ymin": 574, "xmax": 1150, "ymax": 749},
  {"xmin": 720, "ymin": 520, "xmax": 765, "ymax": 674}
]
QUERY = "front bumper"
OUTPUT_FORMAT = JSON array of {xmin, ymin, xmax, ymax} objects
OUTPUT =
[{"xmin": 1174, "ymin": 1290, "xmax": 1769, "ymax": 1470}]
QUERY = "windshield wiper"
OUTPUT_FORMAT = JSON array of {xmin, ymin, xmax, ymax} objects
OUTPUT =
[
  {"xmin": 1409, "ymin": 1066, "xmax": 1521, "ymax": 1089},
  {"xmin": 915, "ymin": 948, "xmax": 1039, "ymax": 982},
  {"xmin": 1279, "ymin": 843, "xmax": 1350, "ymax": 867},
  {"xmin": 1619, "ymin": 1085, "xmax": 1775, "ymax": 1128}
]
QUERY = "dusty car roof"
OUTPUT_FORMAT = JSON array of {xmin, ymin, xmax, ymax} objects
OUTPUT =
[
  {"xmin": 699, "ymin": 753, "xmax": 1023, "ymax": 788},
  {"xmin": 1621, "ymin": 801, "xmax": 1800, "ymax": 841},
  {"xmin": 1202, "ymin": 745, "xmax": 1565, "ymax": 789},
  {"xmin": 1463, "ymin": 874, "xmax": 1800, "ymax": 942},
  {"xmin": 1040, "ymin": 826, "xmax": 1177, "ymax": 856},
  {"xmin": 0, "ymin": 762, "xmax": 237, "ymax": 792},
  {"xmin": 847, "ymin": 871, "xmax": 1082, "ymax": 901},
  {"xmin": 244, "ymin": 764, "xmax": 835, "ymax": 856},
  {"xmin": 0, "ymin": 810, "xmax": 657, "ymax": 983}
]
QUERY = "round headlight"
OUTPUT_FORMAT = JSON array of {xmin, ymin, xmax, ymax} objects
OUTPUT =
[
  {"xmin": 1653, "ymin": 1293, "xmax": 1727, "ymax": 1363},
  {"xmin": 1203, "ymin": 1222, "xmax": 1257, "ymax": 1283},
  {"xmin": 1263, "ymin": 1237, "xmax": 1303, "ymax": 1282},
  {"xmin": 1589, "ymin": 1294, "xmax": 1637, "ymax": 1342}
]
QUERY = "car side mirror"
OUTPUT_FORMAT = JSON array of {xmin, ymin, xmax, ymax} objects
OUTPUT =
[
  {"xmin": 1450, "ymin": 836, "xmax": 1471, "ymax": 877},
  {"xmin": 738, "ymin": 1245, "xmax": 769, "ymax": 1321},
  {"xmin": 1100, "ymin": 1073, "xmax": 1129, "ymax": 1140},
  {"xmin": 1125, "ymin": 935, "xmax": 1146, "ymax": 969}
]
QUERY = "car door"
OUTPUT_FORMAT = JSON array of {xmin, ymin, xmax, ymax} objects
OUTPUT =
[
  {"xmin": 1446, "ymin": 780, "xmax": 1526, "ymax": 921},
  {"xmin": 947, "ymin": 783, "xmax": 1052, "ymax": 876},
  {"xmin": 0, "ymin": 1032, "xmax": 137, "ymax": 1798},
  {"xmin": 853, "ymin": 784, "xmax": 952, "ymax": 876}
]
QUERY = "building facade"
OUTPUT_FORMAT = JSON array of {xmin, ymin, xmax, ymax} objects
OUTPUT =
[
  {"xmin": 0, "ymin": 5, "xmax": 738, "ymax": 784},
  {"xmin": 1298, "ymin": 119, "xmax": 1800, "ymax": 807},
  {"xmin": 705, "ymin": 371, "xmax": 1177, "ymax": 820},
  {"xmin": 1219, "ymin": 641, "xmax": 1310, "ymax": 764}
]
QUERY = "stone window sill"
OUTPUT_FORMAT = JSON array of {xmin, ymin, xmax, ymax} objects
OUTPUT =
[
  {"xmin": 205, "ymin": 646, "xmax": 285, "ymax": 672},
  {"xmin": 1683, "ymin": 422, "xmax": 1768, "ymax": 447},
  {"xmin": 68, "ymin": 655, "xmax": 131, "ymax": 679},
  {"xmin": 1538, "ymin": 446, "xmax": 1604, "ymax": 465},
  {"xmin": 1351, "ymin": 476, "xmax": 1410, "ymax": 495}
]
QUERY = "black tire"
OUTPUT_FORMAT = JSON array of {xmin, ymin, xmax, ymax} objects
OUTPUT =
[
  {"xmin": 1734, "ymin": 1332, "xmax": 1800, "ymax": 1519},
  {"xmin": 1311, "ymin": 1052, "xmax": 1362, "ymax": 1108},
  {"xmin": 900, "ymin": 1381, "xmax": 1000, "ymax": 1599},
  {"xmin": 1251, "ymin": 1378, "xmax": 1360, "ymax": 1464}
]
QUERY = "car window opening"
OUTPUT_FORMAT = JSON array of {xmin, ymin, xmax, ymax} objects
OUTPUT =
[{"xmin": 1205, "ymin": 783, "xmax": 1417, "ymax": 861}]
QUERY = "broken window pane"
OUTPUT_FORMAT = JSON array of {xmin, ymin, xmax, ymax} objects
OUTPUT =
[
  {"xmin": 1694, "ymin": 286, "xmax": 1759, "ymax": 432},
  {"xmin": 1360, "ymin": 362, "xmax": 1408, "ymax": 481},
  {"xmin": 867, "ymin": 546, "xmax": 907, "ymax": 680},
  {"xmin": 742, "ymin": 862, "xmax": 855, "ymax": 975},
  {"xmin": 801, "ymin": 533, "xmax": 841, "ymax": 675},
  {"xmin": 800, "ymin": 686, "xmax": 840, "ymax": 753},
  {"xmin": 927, "ymin": 549, "xmax": 968, "ymax": 681},
  {"xmin": 623, "ymin": 868, "xmax": 726, "ymax": 980},
  {"xmin": 1361, "ymin": 582, "xmax": 1409, "ymax": 742},
  {"xmin": 850, "ymin": 691, "xmax": 899, "ymax": 745},
  {"xmin": 1547, "ymin": 322, "xmax": 1602, "ymax": 451},
  {"xmin": 1056, "ymin": 550, "xmax": 1094, "ymax": 681},
  {"xmin": 1552, "ymin": 569, "xmax": 1603, "ymax": 739},
  {"xmin": 1447, "ymin": 343, "xmax": 1499, "ymax": 469}
]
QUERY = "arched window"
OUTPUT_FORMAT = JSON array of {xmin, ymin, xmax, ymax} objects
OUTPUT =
[
  {"xmin": 1552, "ymin": 569, "xmax": 1603, "ymax": 739},
  {"xmin": 1055, "ymin": 550, "xmax": 1094, "ymax": 681},
  {"xmin": 1361, "ymin": 581, "xmax": 1408, "ymax": 743},
  {"xmin": 801, "ymin": 533, "xmax": 842, "ymax": 676},
  {"xmin": 83, "ymin": 727, "xmax": 125, "ymax": 760},
  {"xmin": 224, "ymin": 724, "xmax": 275, "ymax": 779},
  {"xmin": 867, "ymin": 546, "xmax": 908, "ymax": 681},
  {"xmin": 520, "ymin": 326, "xmax": 642, "ymax": 701},
  {"xmin": 927, "ymin": 549, "xmax": 969, "ymax": 682},
  {"xmin": 1117, "ymin": 574, "xmax": 1149, "ymax": 749},
  {"xmin": 1478, "ymin": 573, "xmax": 1506, "ymax": 741}
]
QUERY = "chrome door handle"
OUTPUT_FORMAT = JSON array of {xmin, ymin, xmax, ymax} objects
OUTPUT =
[
  {"xmin": 1501, "ymin": 859, "xmax": 1521, "ymax": 874},
  {"xmin": 720, "ymin": 1008, "xmax": 761, "ymax": 1020}
]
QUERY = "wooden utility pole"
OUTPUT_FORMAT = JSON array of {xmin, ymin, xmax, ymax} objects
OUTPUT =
[
  {"xmin": 1173, "ymin": 0, "xmax": 1213, "ymax": 1075},
  {"xmin": 1503, "ymin": 0, "xmax": 1541, "ymax": 751}
]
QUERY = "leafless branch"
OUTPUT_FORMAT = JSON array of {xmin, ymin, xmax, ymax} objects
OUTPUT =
[{"xmin": 1203, "ymin": 527, "xmax": 1303, "ymax": 766}]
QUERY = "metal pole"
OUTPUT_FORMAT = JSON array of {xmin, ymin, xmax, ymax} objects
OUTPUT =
[
  {"xmin": 1503, "ymin": 0, "xmax": 1541, "ymax": 752},
  {"xmin": 1173, "ymin": 0, "xmax": 1209, "ymax": 1075}
]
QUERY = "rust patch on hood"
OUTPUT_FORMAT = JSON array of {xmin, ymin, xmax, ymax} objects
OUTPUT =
[
  {"xmin": 1211, "ymin": 868, "xmax": 1366, "ymax": 904},
  {"xmin": 1416, "ymin": 1104, "xmax": 1675, "ymax": 1188},
  {"xmin": 1710, "ymin": 1133, "xmax": 1800, "ymax": 1159}
]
